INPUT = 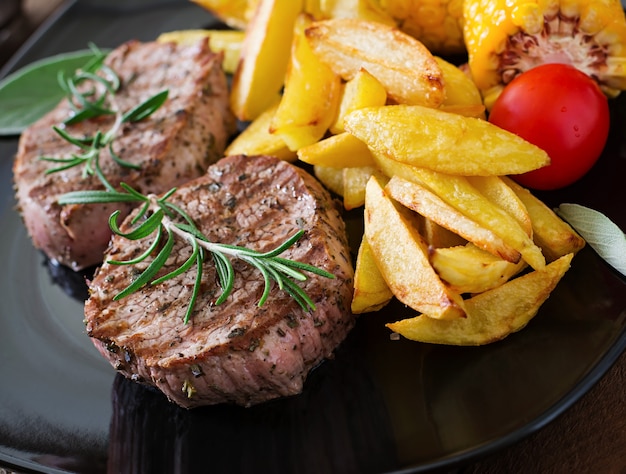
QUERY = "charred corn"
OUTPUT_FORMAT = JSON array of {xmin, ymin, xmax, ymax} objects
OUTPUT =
[{"xmin": 464, "ymin": 0, "xmax": 626, "ymax": 109}]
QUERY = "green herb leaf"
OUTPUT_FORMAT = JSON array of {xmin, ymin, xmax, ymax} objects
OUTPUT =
[
  {"xmin": 122, "ymin": 90, "xmax": 169, "ymax": 123},
  {"xmin": 0, "ymin": 50, "xmax": 105, "ymax": 135},
  {"xmin": 556, "ymin": 203, "xmax": 626, "ymax": 276}
]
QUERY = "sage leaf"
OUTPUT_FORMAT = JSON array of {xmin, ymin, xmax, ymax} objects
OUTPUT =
[
  {"xmin": 556, "ymin": 203, "xmax": 626, "ymax": 277},
  {"xmin": 0, "ymin": 50, "xmax": 101, "ymax": 136}
]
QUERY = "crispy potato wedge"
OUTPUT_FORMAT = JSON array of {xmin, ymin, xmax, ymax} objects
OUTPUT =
[
  {"xmin": 387, "ymin": 253, "xmax": 573, "ymax": 345},
  {"xmin": 314, "ymin": 165, "xmax": 344, "ymax": 196},
  {"xmin": 376, "ymin": 158, "xmax": 546, "ymax": 270},
  {"xmin": 330, "ymin": 67, "xmax": 388, "ymax": 134},
  {"xmin": 435, "ymin": 56, "xmax": 485, "ymax": 119},
  {"xmin": 421, "ymin": 217, "xmax": 467, "ymax": 249},
  {"xmin": 230, "ymin": 0, "xmax": 302, "ymax": 120},
  {"xmin": 297, "ymin": 132, "xmax": 375, "ymax": 168},
  {"xmin": 344, "ymin": 105, "xmax": 550, "ymax": 176},
  {"xmin": 343, "ymin": 166, "xmax": 387, "ymax": 210},
  {"xmin": 503, "ymin": 177, "xmax": 586, "ymax": 261},
  {"xmin": 467, "ymin": 175, "xmax": 532, "ymax": 237},
  {"xmin": 270, "ymin": 14, "xmax": 342, "ymax": 151},
  {"xmin": 352, "ymin": 236, "xmax": 394, "ymax": 313},
  {"xmin": 384, "ymin": 175, "xmax": 521, "ymax": 263},
  {"xmin": 431, "ymin": 243, "xmax": 527, "ymax": 294},
  {"xmin": 191, "ymin": 0, "xmax": 258, "ymax": 30},
  {"xmin": 364, "ymin": 176, "xmax": 466, "ymax": 319},
  {"xmin": 309, "ymin": 0, "xmax": 396, "ymax": 24},
  {"xmin": 305, "ymin": 18, "xmax": 444, "ymax": 107},
  {"xmin": 225, "ymin": 103, "xmax": 296, "ymax": 161},
  {"xmin": 157, "ymin": 29, "xmax": 244, "ymax": 74}
]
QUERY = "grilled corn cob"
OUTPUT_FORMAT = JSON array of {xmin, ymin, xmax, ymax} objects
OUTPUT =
[
  {"xmin": 378, "ymin": 0, "xmax": 466, "ymax": 54},
  {"xmin": 464, "ymin": 0, "xmax": 626, "ymax": 109}
]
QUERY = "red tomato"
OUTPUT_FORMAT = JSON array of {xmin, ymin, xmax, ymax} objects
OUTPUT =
[{"xmin": 488, "ymin": 63, "xmax": 610, "ymax": 190}]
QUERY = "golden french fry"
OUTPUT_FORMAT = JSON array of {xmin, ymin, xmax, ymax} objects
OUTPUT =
[
  {"xmin": 387, "ymin": 253, "xmax": 573, "ymax": 345},
  {"xmin": 225, "ymin": 103, "xmax": 296, "ymax": 161},
  {"xmin": 438, "ymin": 104, "xmax": 486, "ymax": 118},
  {"xmin": 375, "ymin": 157, "xmax": 546, "ymax": 270},
  {"xmin": 384, "ymin": 175, "xmax": 521, "ymax": 263},
  {"xmin": 330, "ymin": 67, "xmax": 388, "ymax": 134},
  {"xmin": 230, "ymin": 0, "xmax": 303, "ymax": 121},
  {"xmin": 351, "ymin": 236, "xmax": 394, "ymax": 313},
  {"xmin": 314, "ymin": 165, "xmax": 344, "ymax": 196},
  {"xmin": 502, "ymin": 177, "xmax": 586, "ymax": 261},
  {"xmin": 431, "ymin": 243, "xmax": 527, "ymax": 294},
  {"xmin": 364, "ymin": 176, "xmax": 466, "ymax": 319},
  {"xmin": 344, "ymin": 105, "xmax": 550, "ymax": 176},
  {"xmin": 191, "ymin": 0, "xmax": 258, "ymax": 30},
  {"xmin": 310, "ymin": 0, "xmax": 397, "ymax": 25},
  {"xmin": 467, "ymin": 175, "xmax": 532, "ymax": 237},
  {"xmin": 297, "ymin": 132, "xmax": 375, "ymax": 168},
  {"xmin": 157, "ymin": 29, "xmax": 244, "ymax": 74},
  {"xmin": 343, "ymin": 166, "xmax": 387, "ymax": 210},
  {"xmin": 435, "ymin": 56, "xmax": 485, "ymax": 118},
  {"xmin": 420, "ymin": 217, "xmax": 467, "ymax": 249},
  {"xmin": 270, "ymin": 14, "xmax": 342, "ymax": 151},
  {"xmin": 305, "ymin": 18, "xmax": 444, "ymax": 107}
]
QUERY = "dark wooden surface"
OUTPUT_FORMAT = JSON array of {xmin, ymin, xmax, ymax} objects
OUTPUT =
[{"xmin": 4, "ymin": 2, "xmax": 626, "ymax": 474}]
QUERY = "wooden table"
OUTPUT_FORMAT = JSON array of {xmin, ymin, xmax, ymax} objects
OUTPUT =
[{"xmin": 5, "ymin": 1, "xmax": 626, "ymax": 473}]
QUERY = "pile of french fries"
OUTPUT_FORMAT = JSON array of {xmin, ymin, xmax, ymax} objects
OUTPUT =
[{"xmin": 159, "ymin": 0, "xmax": 586, "ymax": 346}]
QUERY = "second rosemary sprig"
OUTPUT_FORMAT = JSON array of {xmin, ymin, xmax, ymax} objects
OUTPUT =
[{"xmin": 58, "ymin": 185, "xmax": 335, "ymax": 324}]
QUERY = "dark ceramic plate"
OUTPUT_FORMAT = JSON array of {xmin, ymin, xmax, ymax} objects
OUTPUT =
[{"xmin": 1, "ymin": 1, "xmax": 625, "ymax": 473}]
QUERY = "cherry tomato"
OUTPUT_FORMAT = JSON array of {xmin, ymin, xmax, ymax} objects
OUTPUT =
[{"xmin": 488, "ymin": 63, "xmax": 610, "ymax": 190}]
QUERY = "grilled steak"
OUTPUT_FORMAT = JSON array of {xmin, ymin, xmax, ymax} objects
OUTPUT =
[
  {"xmin": 85, "ymin": 155, "xmax": 356, "ymax": 408},
  {"xmin": 13, "ymin": 39, "xmax": 236, "ymax": 270}
]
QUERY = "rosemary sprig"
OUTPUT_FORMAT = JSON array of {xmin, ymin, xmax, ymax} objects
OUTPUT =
[
  {"xmin": 39, "ymin": 43, "xmax": 168, "ymax": 190},
  {"xmin": 59, "ymin": 188, "xmax": 335, "ymax": 323},
  {"xmin": 44, "ymin": 43, "xmax": 334, "ymax": 323}
]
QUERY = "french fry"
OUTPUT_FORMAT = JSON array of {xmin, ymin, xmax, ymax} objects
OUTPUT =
[
  {"xmin": 310, "ymin": 0, "xmax": 397, "ymax": 25},
  {"xmin": 421, "ymin": 217, "xmax": 467, "ymax": 249},
  {"xmin": 156, "ymin": 29, "xmax": 244, "ymax": 74},
  {"xmin": 344, "ymin": 105, "xmax": 550, "ymax": 176},
  {"xmin": 431, "ymin": 243, "xmax": 527, "ymax": 294},
  {"xmin": 375, "ymin": 157, "xmax": 546, "ymax": 270},
  {"xmin": 230, "ymin": 0, "xmax": 302, "ymax": 121},
  {"xmin": 191, "ymin": 0, "xmax": 258, "ymax": 30},
  {"xmin": 503, "ymin": 177, "xmax": 586, "ymax": 261},
  {"xmin": 270, "ymin": 14, "xmax": 342, "ymax": 151},
  {"xmin": 225, "ymin": 103, "xmax": 296, "ymax": 161},
  {"xmin": 364, "ymin": 176, "xmax": 466, "ymax": 319},
  {"xmin": 305, "ymin": 18, "xmax": 445, "ymax": 107},
  {"xmin": 297, "ymin": 132, "xmax": 375, "ymax": 168},
  {"xmin": 330, "ymin": 68, "xmax": 388, "ymax": 134},
  {"xmin": 314, "ymin": 165, "xmax": 344, "ymax": 196},
  {"xmin": 467, "ymin": 175, "xmax": 532, "ymax": 237},
  {"xmin": 435, "ymin": 56, "xmax": 485, "ymax": 119},
  {"xmin": 343, "ymin": 166, "xmax": 387, "ymax": 210},
  {"xmin": 351, "ymin": 236, "xmax": 394, "ymax": 313},
  {"xmin": 384, "ymin": 175, "xmax": 521, "ymax": 263},
  {"xmin": 387, "ymin": 253, "xmax": 573, "ymax": 345}
]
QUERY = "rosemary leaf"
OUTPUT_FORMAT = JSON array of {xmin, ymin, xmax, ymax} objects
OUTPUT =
[
  {"xmin": 58, "ymin": 189, "xmax": 144, "ymax": 205},
  {"xmin": 184, "ymin": 251, "xmax": 205, "ymax": 324},
  {"xmin": 122, "ymin": 90, "xmax": 169, "ymax": 123},
  {"xmin": 108, "ymin": 208, "xmax": 164, "ymax": 240},
  {"xmin": 152, "ymin": 235, "xmax": 200, "ymax": 285},
  {"xmin": 109, "ymin": 225, "xmax": 163, "ymax": 266},
  {"xmin": 114, "ymin": 228, "xmax": 175, "ymax": 301}
]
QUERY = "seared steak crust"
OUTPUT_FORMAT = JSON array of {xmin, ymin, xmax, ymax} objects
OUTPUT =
[
  {"xmin": 13, "ymin": 39, "xmax": 236, "ymax": 270},
  {"xmin": 85, "ymin": 155, "xmax": 355, "ymax": 408}
]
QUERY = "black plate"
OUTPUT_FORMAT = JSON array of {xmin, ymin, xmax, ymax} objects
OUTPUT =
[{"xmin": 1, "ymin": 1, "xmax": 626, "ymax": 473}]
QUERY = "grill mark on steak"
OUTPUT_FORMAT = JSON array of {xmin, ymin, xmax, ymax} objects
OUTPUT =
[
  {"xmin": 85, "ymin": 155, "xmax": 355, "ymax": 408},
  {"xmin": 13, "ymin": 39, "xmax": 236, "ymax": 270}
]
